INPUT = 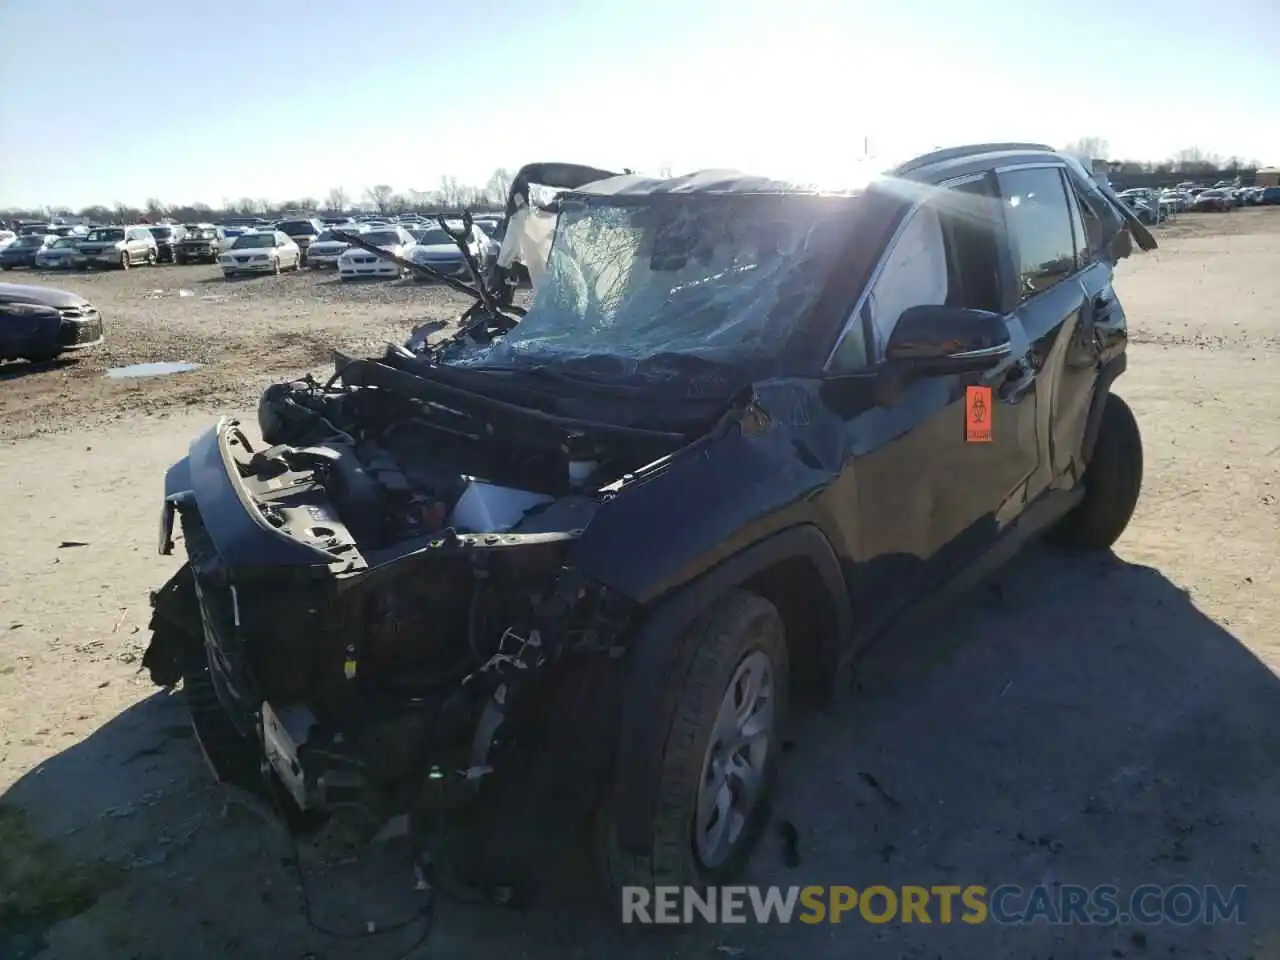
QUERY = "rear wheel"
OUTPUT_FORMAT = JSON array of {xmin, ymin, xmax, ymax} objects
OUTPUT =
[
  {"xmin": 597, "ymin": 589, "xmax": 788, "ymax": 891},
  {"xmin": 1050, "ymin": 392, "xmax": 1143, "ymax": 550}
]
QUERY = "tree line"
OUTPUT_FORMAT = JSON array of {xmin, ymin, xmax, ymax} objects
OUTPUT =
[
  {"xmin": 0, "ymin": 168, "xmax": 517, "ymax": 225},
  {"xmin": 1061, "ymin": 138, "xmax": 1265, "ymax": 175}
]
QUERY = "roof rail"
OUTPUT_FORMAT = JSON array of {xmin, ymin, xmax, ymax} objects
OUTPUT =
[{"xmin": 891, "ymin": 142, "xmax": 1056, "ymax": 176}]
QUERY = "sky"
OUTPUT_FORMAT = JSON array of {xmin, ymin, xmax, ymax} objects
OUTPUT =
[{"xmin": 1, "ymin": 0, "xmax": 1276, "ymax": 209}]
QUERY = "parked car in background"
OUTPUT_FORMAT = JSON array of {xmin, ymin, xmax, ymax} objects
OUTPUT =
[
  {"xmin": 219, "ymin": 230, "xmax": 301, "ymax": 278},
  {"xmin": 77, "ymin": 226, "xmax": 158, "ymax": 269},
  {"xmin": 0, "ymin": 282, "xmax": 103, "ymax": 363},
  {"xmin": 50, "ymin": 225, "xmax": 89, "ymax": 238},
  {"xmin": 34, "ymin": 237, "xmax": 86, "ymax": 270},
  {"xmin": 273, "ymin": 218, "xmax": 323, "ymax": 265},
  {"xmin": 320, "ymin": 216, "xmax": 356, "ymax": 227},
  {"xmin": 473, "ymin": 216, "xmax": 504, "ymax": 240},
  {"xmin": 146, "ymin": 225, "xmax": 186, "ymax": 263},
  {"xmin": 16, "ymin": 222, "xmax": 52, "ymax": 236},
  {"xmin": 1261, "ymin": 186, "xmax": 1280, "ymax": 205},
  {"xmin": 1, "ymin": 234, "xmax": 57, "ymax": 270},
  {"xmin": 406, "ymin": 222, "xmax": 498, "ymax": 280},
  {"xmin": 337, "ymin": 226, "xmax": 416, "ymax": 280},
  {"xmin": 304, "ymin": 228, "xmax": 361, "ymax": 269},
  {"xmin": 1190, "ymin": 189, "xmax": 1232, "ymax": 212},
  {"xmin": 176, "ymin": 224, "xmax": 231, "ymax": 264},
  {"xmin": 0, "ymin": 231, "xmax": 17, "ymax": 253}
]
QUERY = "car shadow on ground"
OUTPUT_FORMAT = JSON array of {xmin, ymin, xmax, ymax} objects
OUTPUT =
[
  {"xmin": 0, "ymin": 357, "xmax": 79, "ymax": 381},
  {"xmin": 3, "ymin": 545, "xmax": 1278, "ymax": 959}
]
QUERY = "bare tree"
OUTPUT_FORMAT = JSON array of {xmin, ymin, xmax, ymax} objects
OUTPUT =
[
  {"xmin": 437, "ymin": 176, "xmax": 462, "ymax": 206},
  {"xmin": 1173, "ymin": 146, "xmax": 1220, "ymax": 173},
  {"xmin": 485, "ymin": 167, "xmax": 514, "ymax": 205},
  {"xmin": 235, "ymin": 197, "xmax": 257, "ymax": 215},
  {"xmin": 296, "ymin": 196, "xmax": 318, "ymax": 213},
  {"xmin": 255, "ymin": 198, "xmax": 273, "ymax": 215},
  {"xmin": 365, "ymin": 184, "xmax": 395, "ymax": 212},
  {"xmin": 325, "ymin": 186, "xmax": 349, "ymax": 212},
  {"xmin": 1063, "ymin": 137, "xmax": 1110, "ymax": 160},
  {"xmin": 79, "ymin": 205, "xmax": 112, "ymax": 223},
  {"xmin": 144, "ymin": 197, "xmax": 169, "ymax": 220}
]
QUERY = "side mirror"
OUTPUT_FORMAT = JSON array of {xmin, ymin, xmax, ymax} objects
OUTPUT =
[{"xmin": 884, "ymin": 305, "xmax": 1011, "ymax": 375}]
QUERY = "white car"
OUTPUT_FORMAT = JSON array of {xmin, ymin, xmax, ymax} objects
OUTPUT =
[
  {"xmin": 306, "ymin": 227, "xmax": 364, "ymax": 269},
  {"xmin": 220, "ymin": 230, "xmax": 302, "ymax": 278},
  {"xmin": 405, "ymin": 223, "xmax": 498, "ymax": 280},
  {"xmin": 0, "ymin": 230, "xmax": 18, "ymax": 252},
  {"xmin": 337, "ymin": 226, "xmax": 416, "ymax": 281}
]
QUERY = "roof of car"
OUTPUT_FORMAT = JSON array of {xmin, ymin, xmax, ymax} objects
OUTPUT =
[{"xmin": 569, "ymin": 169, "xmax": 867, "ymax": 199}]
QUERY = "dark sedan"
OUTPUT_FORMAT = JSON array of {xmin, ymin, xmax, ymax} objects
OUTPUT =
[
  {"xmin": 0, "ymin": 283, "xmax": 104, "ymax": 363},
  {"xmin": 1, "ymin": 234, "xmax": 57, "ymax": 270},
  {"xmin": 147, "ymin": 225, "xmax": 186, "ymax": 263}
]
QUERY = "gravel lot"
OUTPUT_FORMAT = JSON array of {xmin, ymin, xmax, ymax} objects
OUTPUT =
[
  {"xmin": 1, "ymin": 210, "xmax": 1278, "ymax": 959},
  {"xmin": 0, "ymin": 264, "xmax": 473, "ymax": 442}
]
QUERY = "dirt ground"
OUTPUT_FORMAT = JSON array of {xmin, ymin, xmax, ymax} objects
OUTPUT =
[{"xmin": 1, "ymin": 210, "xmax": 1278, "ymax": 959}]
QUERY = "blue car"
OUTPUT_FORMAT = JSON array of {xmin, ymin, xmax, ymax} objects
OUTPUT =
[{"xmin": 0, "ymin": 283, "xmax": 104, "ymax": 363}]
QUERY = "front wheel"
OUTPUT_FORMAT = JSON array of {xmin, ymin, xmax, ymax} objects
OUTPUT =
[
  {"xmin": 1049, "ymin": 392, "xmax": 1143, "ymax": 550},
  {"xmin": 146, "ymin": 248, "xmax": 157, "ymax": 266},
  {"xmin": 120, "ymin": 251, "xmax": 130, "ymax": 270},
  {"xmin": 596, "ymin": 589, "xmax": 788, "ymax": 892}
]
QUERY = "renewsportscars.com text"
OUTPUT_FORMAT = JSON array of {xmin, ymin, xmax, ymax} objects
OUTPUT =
[{"xmin": 621, "ymin": 884, "xmax": 1248, "ymax": 925}]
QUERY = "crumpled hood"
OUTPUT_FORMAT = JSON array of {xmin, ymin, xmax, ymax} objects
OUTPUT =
[{"xmin": 0, "ymin": 283, "xmax": 88, "ymax": 308}]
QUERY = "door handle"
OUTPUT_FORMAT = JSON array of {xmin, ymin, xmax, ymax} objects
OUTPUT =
[{"xmin": 999, "ymin": 361, "xmax": 1036, "ymax": 403}]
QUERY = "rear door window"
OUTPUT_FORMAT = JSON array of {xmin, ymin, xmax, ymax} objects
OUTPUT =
[{"xmin": 996, "ymin": 167, "xmax": 1078, "ymax": 301}]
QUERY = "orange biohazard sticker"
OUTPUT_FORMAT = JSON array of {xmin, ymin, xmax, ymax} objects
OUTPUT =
[{"xmin": 965, "ymin": 385, "xmax": 993, "ymax": 443}]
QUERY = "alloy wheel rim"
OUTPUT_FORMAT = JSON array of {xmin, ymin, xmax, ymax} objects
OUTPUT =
[{"xmin": 694, "ymin": 650, "xmax": 775, "ymax": 869}]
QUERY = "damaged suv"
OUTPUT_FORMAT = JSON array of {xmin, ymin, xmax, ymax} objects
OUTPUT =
[{"xmin": 144, "ymin": 144, "xmax": 1155, "ymax": 893}]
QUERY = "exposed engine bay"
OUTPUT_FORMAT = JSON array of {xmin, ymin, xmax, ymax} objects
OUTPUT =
[{"xmin": 144, "ymin": 347, "xmax": 706, "ymax": 840}]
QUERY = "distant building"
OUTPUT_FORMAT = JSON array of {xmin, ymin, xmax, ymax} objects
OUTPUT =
[{"xmin": 1257, "ymin": 168, "xmax": 1280, "ymax": 188}]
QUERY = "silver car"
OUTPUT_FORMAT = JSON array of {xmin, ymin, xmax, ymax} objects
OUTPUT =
[
  {"xmin": 34, "ymin": 237, "xmax": 85, "ymax": 270},
  {"xmin": 77, "ymin": 226, "xmax": 159, "ymax": 269}
]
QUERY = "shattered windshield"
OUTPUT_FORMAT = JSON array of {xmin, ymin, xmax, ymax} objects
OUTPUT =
[{"xmin": 444, "ymin": 194, "xmax": 850, "ymax": 378}]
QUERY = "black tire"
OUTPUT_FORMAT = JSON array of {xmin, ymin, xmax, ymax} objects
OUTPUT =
[
  {"xmin": 597, "ymin": 589, "xmax": 788, "ymax": 892},
  {"xmin": 1050, "ymin": 392, "xmax": 1143, "ymax": 550},
  {"xmin": 120, "ymin": 251, "xmax": 130, "ymax": 270},
  {"xmin": 146, "ymin": 248, "xmax": 157, "ymax": 266}
]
